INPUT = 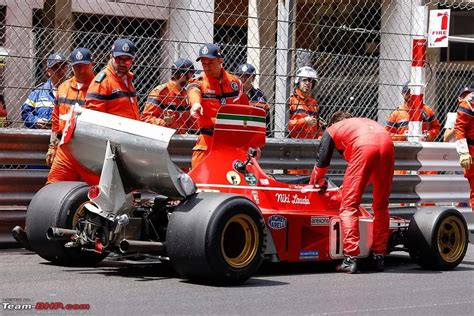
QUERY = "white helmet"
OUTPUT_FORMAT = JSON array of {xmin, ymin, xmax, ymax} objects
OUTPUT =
[{"xmin": 294, "ymin": 66, "xmax": 318, "ymax": 84}]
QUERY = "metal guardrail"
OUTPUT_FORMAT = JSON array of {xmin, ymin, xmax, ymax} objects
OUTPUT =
[{"xmin": 0, "ymin": 129, "xmax": 471, "ymax": 247}]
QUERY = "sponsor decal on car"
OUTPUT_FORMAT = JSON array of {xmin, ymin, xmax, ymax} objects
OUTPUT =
[
  {"xmin": 196, "ymin": 188, "xmax": 220, "ymax": 193},
  {"xmin": 299, "ymin": 250, "xmax": 319, "ymax": 260},
  {"xmin": 311, "ymin": 216, "xmax": 330, "ymax": 226},
  {"xmin": 226, "ymin": 171, "xmax": 241, "ymax": 185},
  {"xmin": 251, "ymin": 190, "xmax": 260, "ymax": 205},
  {"xmin": 275, "ymin": 193, "xmax": 310, "ymax": 205},
  {"xmin": 259, "ymin": 178, "xmax": 269, "ymax": 186},
  {"xmin": 244, "ymin": 173, "xmax": 257, "ymax": 186},
  {"xmin": 267, "ymin": 215, "xmax": 287, "ymax": 230}
]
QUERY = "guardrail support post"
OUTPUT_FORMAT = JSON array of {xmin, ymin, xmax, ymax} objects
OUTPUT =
[{"xmin": 408, "ymin": 2, "xmax": 428, "ymax": 143}]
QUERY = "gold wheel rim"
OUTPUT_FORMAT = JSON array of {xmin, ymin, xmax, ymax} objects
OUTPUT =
[
  {"xmin": 221, "ymin": 214, "xmax": 259, "ymax": 269},
  {"xmin": 71, "ymin": 202, "xmax": 88, "ymax": 227},
  {"xmin": 437, "ymin": 215, "xmax": 466, "ymax": 263}
]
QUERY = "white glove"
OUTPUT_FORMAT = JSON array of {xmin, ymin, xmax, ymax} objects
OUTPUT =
[
  {"xmin": 420, "ymin": 131, "xmax": 428, "ymax": 141},
  {"xmin": 305, "ymin": 116, "xmax": 317, "ymax": 126},
  {"xmin": 456, "ymin": 139, "xmax": 469, "ymax": 154},
  {"xmin": 191, "ymin": 103, "xmax": 203, "ymax": 118}
]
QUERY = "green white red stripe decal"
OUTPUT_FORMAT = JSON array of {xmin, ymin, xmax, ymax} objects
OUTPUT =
[{"xmin": 215, "ymin": 113, "xmax": 266, "ymax": 132}]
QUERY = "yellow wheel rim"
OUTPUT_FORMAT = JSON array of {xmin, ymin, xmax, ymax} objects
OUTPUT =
[
  {"xmin": 437, "ymin": 215, "xmax": 466, "ymax": 263},
  {"xmin": 221, "ymin": 214, "xmax": 260, "ymax": 269}
]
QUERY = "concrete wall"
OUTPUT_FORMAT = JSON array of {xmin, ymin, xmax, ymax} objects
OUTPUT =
[
  {"xmin": 247, "ymin": 0, "xmax": 276, "ymax": 97},
  {"xmin": 167, "ymin": 0, "xmax": 214, "ymax": 77}
]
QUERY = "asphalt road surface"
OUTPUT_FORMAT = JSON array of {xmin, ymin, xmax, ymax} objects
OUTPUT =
[{"xmin": 1, "ymin": 246, "xmax": 473, "ymax": 315}]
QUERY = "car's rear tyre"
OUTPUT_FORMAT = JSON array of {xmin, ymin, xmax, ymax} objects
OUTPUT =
[
  {"xmin": 25, "ymin": 181, "xmax": 107, "ymax": 266},
  {"xmin": 166, "ymin": 192, "xmax": 265, "ymax": 285},
  {"xmin": 407, "ymin": 208, "xmax": 468, "ymax": 270}
]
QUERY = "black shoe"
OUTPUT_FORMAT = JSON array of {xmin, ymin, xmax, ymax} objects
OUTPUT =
[
  {"xmin": 336, "ymin": 256, "xmax": 358, "ymax": 274},
  {"xmin": 11, "ymin": 226, "xmax": 32, "ymax": 251},
  {"xmin": 372, "ymin": 254, "xmax": 384, "ymax": 272}
]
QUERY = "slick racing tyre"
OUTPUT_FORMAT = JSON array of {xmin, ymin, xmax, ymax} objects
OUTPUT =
[
  {"xmin": 166, "ymin": 192, "xmax": 265, "ymax": 285},
  {"xmin": 25, "ymin": 182, "xmax": 107, "ymax": 266},
  {"xmin": 407, "ymin": 208, "xmax": 468, "ymax": 270}
]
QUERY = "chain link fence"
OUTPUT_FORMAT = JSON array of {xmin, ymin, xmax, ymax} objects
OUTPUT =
[{"xmin": 0, "ymin": 0, "xmax": 472, "ymax": 140}]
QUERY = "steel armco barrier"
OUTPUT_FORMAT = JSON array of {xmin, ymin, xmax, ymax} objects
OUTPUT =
[{"xmin": 1, "ymin": 129, "xmax": 472, "ymax": 246}]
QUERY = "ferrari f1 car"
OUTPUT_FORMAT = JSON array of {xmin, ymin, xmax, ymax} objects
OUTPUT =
[{"xmin": 24, "ymin": 105, "xmax": 469, "ymax": 284}]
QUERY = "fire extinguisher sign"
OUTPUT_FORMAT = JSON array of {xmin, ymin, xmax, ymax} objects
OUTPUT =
[{"xmin": 428, "ymin": 9, "xmax": 450, "ymax": 48}]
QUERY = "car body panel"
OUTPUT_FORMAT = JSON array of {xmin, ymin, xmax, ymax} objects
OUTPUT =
[{"xmin": 189, "ymin": 105, "xmax": 407, "ymax": 262}]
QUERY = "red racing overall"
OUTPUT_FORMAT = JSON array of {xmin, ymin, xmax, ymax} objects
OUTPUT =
[
  {"xmin": 454, "ymin": 94, "xmax": 474, "ymax": 212},
  {"xmin": 311, "ymin": 118, "xmax": 395, "ymax": 256}
]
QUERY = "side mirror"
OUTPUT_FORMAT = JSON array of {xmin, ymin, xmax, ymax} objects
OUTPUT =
[{"xmin": 233, "ymin": 147, "xmax": 258, "ymax": 173}]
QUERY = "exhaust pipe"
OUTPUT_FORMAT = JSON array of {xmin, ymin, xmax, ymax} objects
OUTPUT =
[
  {"xmin": 119, "ymin": 239, "xmax": 165, "ymax": 254},
  {"xmin": 47, "ymin": 227, "xmax": 77, "ymax": 240}
]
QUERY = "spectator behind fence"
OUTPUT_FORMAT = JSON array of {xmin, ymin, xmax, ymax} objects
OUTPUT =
[
  {"xmin": 287, "ymin": 66, "xmax": 325, "ymax": 175},
  {"xmin": 385, "ymin": 81, "xmax": 441, "ymax": 142},
  {"xmin": 385, "ymin": 81, "xmax": 440, "ymax": 182},
  {"xmin": 188, "ymin": 43, "xmax": 249, "ymax": 169},
  {"xmin": 445, "ymin": 87, "xmax": 473, "ymax": 143},
  {"xmin": 141, "ymin": 58, "xmax": 196, "ymax": 134},
  {"xmin": 47, "ymin": 47, "xmax": 99, "ymax": 184},
  {"xmin": 85, "ymin": 38, "xmax": 139, "ymax": 120},
  {"xmin": 0, "ymin": 94, "xmax": 8, "ymax": 127},
  {"xmin": 454, "ymin": 86, "xmax": 474, "ymax": 212},
  {"xmin": 235, "ymin": 63, "xmax": 272, "ymax": 136},
  {"xmin": 12, "ymin": 48, "xmax": 98, "ymax": 251},
  {"xmin": 20, "ymin": 53, "xmax": 68, "ymax": 129}
]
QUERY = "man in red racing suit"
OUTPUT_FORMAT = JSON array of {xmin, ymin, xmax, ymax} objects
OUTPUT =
[{"xmin": 309, "ymin": 111, "xmax": 394, "ymax": 273}]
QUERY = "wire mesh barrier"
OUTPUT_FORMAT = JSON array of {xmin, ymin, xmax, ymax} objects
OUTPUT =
[{"xmin": 0, "ymin": 1, "xmax": 472, "ymax": 140}]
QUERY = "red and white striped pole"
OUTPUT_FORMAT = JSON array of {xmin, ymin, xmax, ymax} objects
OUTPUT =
[{"xmin": 408, "ymin": 4, "xmax": 428, "ymax": 142}]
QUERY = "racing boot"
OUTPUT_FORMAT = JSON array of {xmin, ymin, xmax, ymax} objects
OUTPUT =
[
  {"xmin": 336, "ymin": 256, "xmax": 358, "ymax": 274},
  {"xmin": 372, "ymin": 253, "xmax": 384, "ymax": 272},
  {"xmin": 11, "ymin": 226, "xmax": 32, "ymax": 251}
]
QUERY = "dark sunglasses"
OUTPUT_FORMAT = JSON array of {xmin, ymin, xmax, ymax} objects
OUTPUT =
[{"xmin": 114, "ymin": 56, "xmax": 133, "ymax": 66}]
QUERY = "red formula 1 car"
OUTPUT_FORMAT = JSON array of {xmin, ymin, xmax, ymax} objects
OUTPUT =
[{"xmin": 24, "ymin": 105, "xmax": 469, "ymax": 284}]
